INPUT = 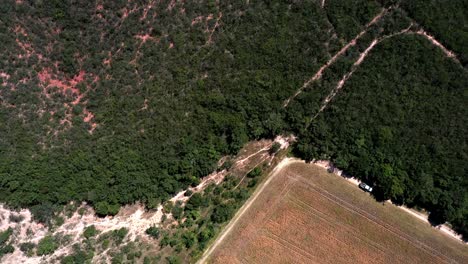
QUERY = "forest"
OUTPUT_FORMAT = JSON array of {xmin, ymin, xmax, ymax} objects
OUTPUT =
[{"xmin": 0, "ymin": 0, "xmax": 466, "ymax": 249}]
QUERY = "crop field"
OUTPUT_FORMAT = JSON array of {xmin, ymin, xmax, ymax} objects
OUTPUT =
[{"xmin": 206, "ymin": 160, "xmax": 468, "ymax": 264}]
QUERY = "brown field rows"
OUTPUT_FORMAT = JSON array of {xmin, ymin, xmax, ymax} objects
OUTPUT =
[{"xmin": 206, "ymin": 160, "xmax": 468, "ymax": 264}]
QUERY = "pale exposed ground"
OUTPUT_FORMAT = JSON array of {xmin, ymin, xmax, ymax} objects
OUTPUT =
[
  {"xmin": 411, "ymin": 29, "xmax": 459, "ymax": 62},
  {"xmin": 0, "ymin": 136, "xmax": 291, "ymax": 263}
]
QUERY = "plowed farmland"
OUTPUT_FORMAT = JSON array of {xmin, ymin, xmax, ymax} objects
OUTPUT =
[{"xmin": 206, "ymin": 160, "xmax": 468, "ymax": 264}]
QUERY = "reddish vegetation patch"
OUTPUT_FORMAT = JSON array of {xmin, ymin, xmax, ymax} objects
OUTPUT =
[
  {"xmin": 135, "ymin": 34, "xmax": 154, "ymax": 43},
  {"xmin": 83, "ymin": 109, "xmax": 94, "ymax": 123},
  {"xmin": 37, "ymin": 68, "xmax": 98, "ymax": 133},
  {"xmin": 120, "ymin": 4, "xmax": 139, "ymax": 22},
  {"xmin": 121, "ymin": 7, "xmax": 130, "ymax": 20},
  {"xmin": 206, "ymin": 12, "xmax": 222, "ymax": 45},
  {"xmin": 103, "ymin": 51, "xmax": 112, "ymax": 66},
  {"xmin": 191, "ymin": 15, "xmax": 204, "ymax": 26},
  {"xmin": 14, "ymin": 25, "xmax": 28, "ymax": 37},
  {"xmin": 0, "ymin": 72, "xmax": 11, "ymax": 86},
  {"xmin": 167, "ymin": 0, "xmax": 176, "ymax": 11},
  {"xmin": 16, "ymin": 38, "xmax": 35, "ymax": 59},
  {"xmin": 190, "ymin": 9, "xmax": 223, "ymax": 46},
  {"xmin": 38, "ymin": 69, "xmax": 84, "ymax": 102},
  {"xmin": 140, "ymin": 0, "xmax": 156, "ymax": 21}
]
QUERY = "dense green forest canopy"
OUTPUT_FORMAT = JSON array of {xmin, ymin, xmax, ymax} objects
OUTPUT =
[
  {"xmin": 0, "ymin": 0, "xmax": 333, "ymax": 214},
  {"xmin": 0, "ymin": 0, "xmax": 467, "ymax": 239}
]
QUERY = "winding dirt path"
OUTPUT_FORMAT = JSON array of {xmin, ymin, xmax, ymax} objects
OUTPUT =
[
  {"xmin": 283, "ymin": 7, "xmax": 390, "ymax": 107},
  {"xmin": 410, "ymin": 29, "xmax": 460, "ymax": 64},
  {"xmin": 309, "ymin": 24, "xmax": 413, "ymax": 122},
  {"xmin": 307, "ymin": 21, "xmax": 462, "ymax": 123}
]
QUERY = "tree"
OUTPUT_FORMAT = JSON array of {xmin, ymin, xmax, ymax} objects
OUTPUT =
[
  {"xmin": 94, "ymin": 201, "xmax": 120, "ymax": 216},
  {"xmin": 37, "ymin": 236, "xmax": 58, "ymax": 256},
  {"xmin": 145, "ymin": 226, "xmax": 160, "ymax": 239},
  {"xmin": 83, "ymin": 225, "xmax": 97, "ymax": 239},
  {"xmin": 247, "ymin": 167, "xmax": 262, "ymax": 178},
  {"xmin": 269, "ymin": 142, "xmax": 281, "ymax": 155},
  {"xmin": 182, "ymin": 231, "xmax": 197, "ymax": 248},
  {"xmin": 211, "ymin": 204, "xmax": 235, "ymax": 223}
]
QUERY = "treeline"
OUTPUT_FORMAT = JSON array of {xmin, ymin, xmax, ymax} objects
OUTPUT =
[{"xmin": 293, "ymin": 35, "xmax": 468, "ymax": 239}]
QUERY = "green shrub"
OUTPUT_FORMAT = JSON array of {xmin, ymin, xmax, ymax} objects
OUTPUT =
[
  {"xmin": 166, "ymin": 255, "xmax": 181, "ymax": 264},
  {"xmin": 145, "ymin": 226, "xmax": 160, "ymax": 239},
  {"xmin": 37, "ymin": 236, "xmax": 58, "ymax": 255},
  {"xmin": 94, "ymin": 202, "xmax": 120, "ymax": 216},
  {"xmin": 111, "ymin": 228, "xmax": 128, "ymax": 245},
  {"xmin": 0, "ymin": 228, "xmax": 13, "ymax": 245},
  {"xmin": 19, "ymin": 242, "xmax": 35, "ymax": 254},
  {"xmin": 269, "ymin": 142, "xmax": 281, "ymax": 155},
  {"xmin": 83, "ymin": 225, "xmax": 98, "ymax": 239},
  {"xmin": 247, "ymin": 167, "xmax": 262, "ymax": 178},
  {"xmin": 0, "ymin": 244, "xmax": 14, "ymax": 257},
  {"xmin": 9, "ymin": 214, "xmax": 24, "ymax": 223}
]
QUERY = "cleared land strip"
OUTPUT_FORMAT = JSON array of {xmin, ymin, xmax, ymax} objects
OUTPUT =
[
  {"xmin": 308, "ymin": 22, "xmax": 463, "ymax": 123},
  {"xmin": 282, "ymin": 7, "xmax": 391, "ymax": 107}
]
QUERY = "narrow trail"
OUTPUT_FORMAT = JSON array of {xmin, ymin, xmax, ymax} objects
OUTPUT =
[
  {"xmin": 283, "ymin": 7, "xmax": 390, "ymax": 107},
  {"xmin": 410, "ymin": 29, "xmax": 460, "ymax": 64},
  {"xmin": 309, "ymin": 24, "xmax": 413, "ymax": 123},
  {"xmin": 307, "ymin": 22, "xmax": 463, "ymax": 123}
]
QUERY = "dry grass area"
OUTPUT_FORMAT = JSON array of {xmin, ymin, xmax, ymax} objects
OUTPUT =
[{"xmin": 207, "ymin": 161, "xmax": 468, "ymax": 264}]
